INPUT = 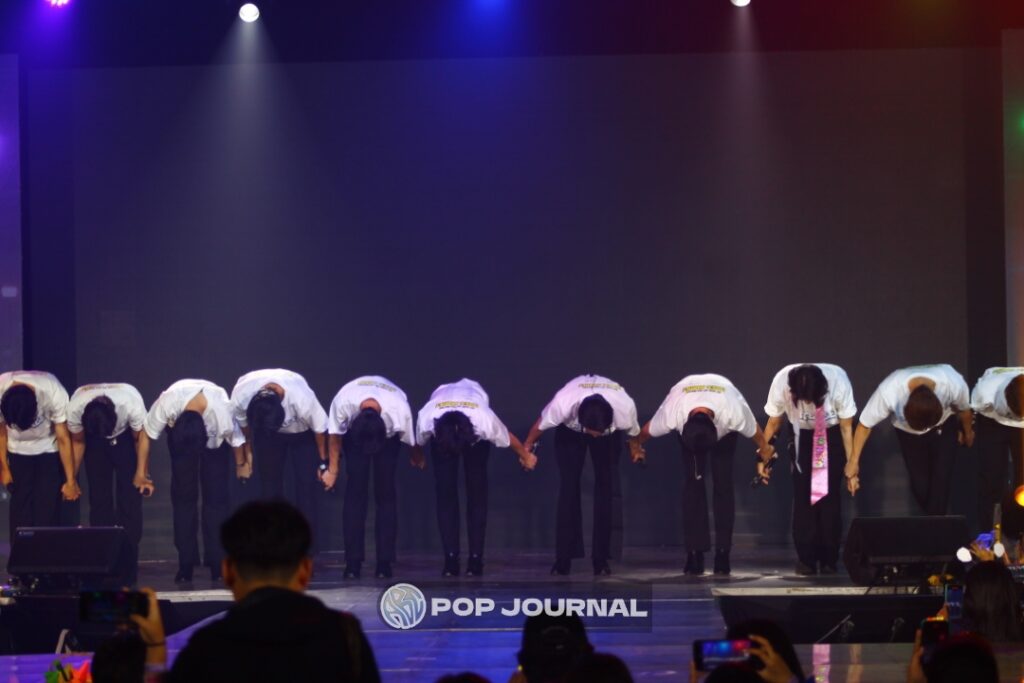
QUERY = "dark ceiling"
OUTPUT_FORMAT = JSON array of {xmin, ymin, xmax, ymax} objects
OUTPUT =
[{"xmin": 2, "ymin": 0, "xmax": 1024, "ymax": 69}]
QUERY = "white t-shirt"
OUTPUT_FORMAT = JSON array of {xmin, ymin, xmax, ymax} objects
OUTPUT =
[
  {"xmin": 230, "ymin": 369, "xmax": 328, "ymax": 435},
  {"xmin": 859, "ymin": 364, "xmax": 970, "ymax": 434},
  {"xmin": 538, "ymin": 375, "xmax": 641, "ymax": 436},
  {"xmin": 327, "ymin": 376, "xmax": 415, "ymax": 446},
  {"xmin": 649, "ymin": 373, "xmax": 758, "ymax": 440},
  {"xmin": 764, "ymin": 363, "xmax": 858, "ymax": 431},
  {"xmin": 0, "ymin": 371, "xmax": 70, "ymax": 455},
  {"xmin": 144, "ymin": 379, "xmax": 245, "ymax": 450},
  {"xmin": 416, "ymin": 379, "xmax": 511, "ymax": 448},
  {"xmin": 971, "ymin": 367, "xmax": 1024, "ymax": 428},
  {"xmin": 67, "ymin": 383, "xmax": 147, "ymax": 439}
]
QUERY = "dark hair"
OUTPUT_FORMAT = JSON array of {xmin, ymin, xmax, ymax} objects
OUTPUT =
[
  {"xmin": 90, "ymin": 631, "xmax": 146, "ymax": 683},
  {"xmin": 726, "ymin": 619, "xmax": 805, "ymax": 680},
  {"xmin": 247, "ymin": 390, "xmax": 285, "ymax": 434},
  {"xmin": 704, "ymin": 665, "xmax": 763, "ymax": 683},
  {"xmin": 82, "ymin": 396, "xmax": 118, "ymax": 439},
  {"xmin": 0, "ymin": 385, "xmax": 37, "ymax": 431},
  {"xmin": 904, "ymin": 385, "xmax": 944, "ymax": 431},
  {"xmin": 681, "ymin": 412, "xmax": 718, "ymax": 454},
  {"xmin": 578, "ymin": 394, "xmax": 613, "ymax": 434},
  {"xmin": 221, "ymin": 500, "xmax": 311, "ymax": 582},
  {"xmin": 167, "ymin": 410, "xmax": 207, "ymax": 458},
  {"xmin": 433, "ymin": 411, "xmax": 477, "ymax": 456},
  {"xmin": 924, "ymin": 634, "xmax": 999, "ymax": 683},
  {"xmin": 434, "ymin": 675, "xmax": 491, "ymax": 683},
  {"xmin": 350, "ymin": 407, "xmax": 387, "ymax": 454},
  {"xmin": 1005, "ymin": 375, "xmax": 1024, "ymax": 420},
  {"xmin": 517, "ymin": 615, "xmax": 593, "ymax": 683},
  {"xmin": 565, "ymin": 653, "xmax": 633, "ymax": 683},
  {"xmin": 787, "ymin": 364, "xmax": 828, "ymax": 408},
  {"xmin": 963, "ymin": 561, "xmax": 1024, "ymax": 642}
]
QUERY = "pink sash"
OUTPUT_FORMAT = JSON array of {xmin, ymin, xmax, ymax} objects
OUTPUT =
[{"xmin": 810, "ymin": 405, "xmax": 829, "ymax": 505}]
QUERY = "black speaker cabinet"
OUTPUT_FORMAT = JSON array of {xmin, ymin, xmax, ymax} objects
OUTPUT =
[
  {"xmin": 7, "ymin": 526, "xmax": 133, "ymax": 592},
  {"xmin": 843, "ymin": 516, "xmax": 968, "ymax": 586}
]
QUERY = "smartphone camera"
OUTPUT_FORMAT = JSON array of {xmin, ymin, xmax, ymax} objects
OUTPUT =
[
  {"xmin": 693, "ymin": 639, "xmax": 752, "ymax": 672},
  {"xmin": 79, "ymin": 590, "xmax": 149, "ymax": 624}
]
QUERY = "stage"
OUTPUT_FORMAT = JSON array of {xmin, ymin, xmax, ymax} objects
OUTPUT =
[{"xmin": 0, "ymin": 546, "xmax": 1021, "ymax": 682}]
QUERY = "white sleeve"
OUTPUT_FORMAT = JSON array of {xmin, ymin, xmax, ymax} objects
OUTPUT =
[
  {"xmin": 858, "ymin": 381, "xmax": 894, "ymax": 428},
  {"xmin": 948, "ymin": 369, "xmax": 970, "ymax": 412},
  {"xmin": 227, "ymin": 419, "xmax": 246, "ymax": 448},
  {"xmin": 970, "ymin": 379, "xmax": 992, "ymax": 413},
  {"xmin": 327, "ymin": 398, "xmax": 351, "ymax": 436},
  {"xmin": 231, "ymin": 391, "xmax": 249, "ymax": 428},
  {"xmin": 306, "ymin": 396, "xmax": 328, "ymax": 433},
  {"xmin": 763, "ymin": 369, "xmax": 789, "ymax": 418},
  {"xmin": 617, "ymin": 395, "xmax": 641, "ymax": 437},
  {"xmin": 47, "ymin": 382, "xmax": 70, "ymax": 425},
  {"xmin": 416, "ymin": 405, "xmax": 434, "ymax": 446},
  {"xmin": 647, "ymin": 393, "xmax": 679, "ymax": 439},
  {"xmin": 483, "ymin": 410, "xmax": 511, "ymax": 448},
  {"xmin": 729, "ymin": 392, "xmax": 759, "ymax": 439},
  {"xmin": 831, "ymin": 371, "xmax": 858, "ymax": 419},
  {"xmin": 66, "ymin": 394, "xmax": 85, "ymax": 434},
  {"xmin": 538, "ymin": 391, "xmax": 571, "ymax": 431},
  {"xmin": 126, "ymin": 387, "xmax": 148, "ymax": 432},
  {"xmin": 144, "ymin": 395, "xmax": 173, "ymax": 440},
  {"xmin": 395, "ymin": 401, "xmax": 416, "ymax": 447}
]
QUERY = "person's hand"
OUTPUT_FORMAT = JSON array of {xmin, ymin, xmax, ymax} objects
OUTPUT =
[
  {"xmin": 518, "ymin": 448, "xmax": 538, "ymax": 471},
  {"xmin": 756, "ymin": 460, "xmax": 771, "ymax": 484},
  {"xmin": 906, "ymin": 628, "xmax": 926, "ymax": 683},
  {"xmin": 749, "ymin": 634, "xmax": 794, "ymax": 683},
  {"xmin": 758, "ymin": 443, "xmax": 776, "ymax": 462},
  {"xmin": 844, "ymin": 462, "xmax": 860, "ymax": 496},
  {"xmin": 130, "ymin": 587, "xmax": 168, "ymax": 667},
  {"xmin": 320, "ymin": 468, "xmax": 338, "ymax": 491},
  {"xmin": 133, "ymin": 473, "xmax": 155, "ymax": 497},
  {"xmin": 61, "ymin": 480, "xmax": 81, "ymax": 501},
  {"xmin": 410, "ymin": 446, "xmax": 427, "ymax": 470},
  {"xmin": 1, "ymin": 467, "xmax": 12, "ymax": 490},
  {"xmin": 235, "ymin": 459, "xmax": 253, "ymax": 481},
  {"xmin": 969, "ymin": 540, "xmax": 997, "ymax": 563},
  {"xmin": 628, "ymin": 439, "xmax": 646, "ymax": 465},
  {"xmin": 958, "ymin": 429, "xmax": 975, "ymax": 448}
]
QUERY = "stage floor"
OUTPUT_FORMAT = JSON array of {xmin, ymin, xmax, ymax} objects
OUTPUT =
[{"xmin": 1, "ymin": 546, "xmax": 1022, "ymax": 682}]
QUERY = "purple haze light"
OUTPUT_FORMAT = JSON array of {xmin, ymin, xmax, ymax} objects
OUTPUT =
[{"xmin": 48, "ymin": 0, "xmax": 71, "ymax": 7}]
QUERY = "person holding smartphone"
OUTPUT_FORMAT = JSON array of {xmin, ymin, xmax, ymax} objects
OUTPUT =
[{"xmin": 67, "ymin": 382, "xmax": 154, "ymax": 583}]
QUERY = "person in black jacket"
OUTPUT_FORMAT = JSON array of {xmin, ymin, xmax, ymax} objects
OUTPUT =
[{"xmin": 132, "ymin": 500, "xmax": 380, "ymax": 682}]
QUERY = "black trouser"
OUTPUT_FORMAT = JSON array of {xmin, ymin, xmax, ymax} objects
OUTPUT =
[
  {"xmin": 975, "ymin": 415, "xmax": 1024, "ymax": 534},
  {"xmin": 85, "ymin": 434, "xmax": 143, "ymax": 579},
  {"xmin": 7, "ymin": 451, "xmax": 62, "ymax": 542},
  {"xmin": 680, "ymin": 432, "xmax": 738, "ymax": 553},
  {"xmin": 252, "ymin": 430, "xmax": 320, "ymax": 542},
  {"xmin": 432, "ymin": 440, "xmax": 490, "ymax": 558},
  {"xmin": 895, "ymin": 415, "xmax": 959, "ymax": 516},
  {"xmin": 791, "ymin": 425, "xmax": 846, "ymax": 568},
  {"xmin": 170, "ymin": 441, "xmax": 231, "ymax": 570},
  {"xmin": 554, "ymin": 426, "xmax": 621, "ymax": 564},
  {"xmin": 343, "ymin": 434, "xmax": 401, "ymax": 565}
]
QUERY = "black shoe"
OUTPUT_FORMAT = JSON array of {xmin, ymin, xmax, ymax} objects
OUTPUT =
[
  {"xmin": 174, "ymin": 566, "xmax": 193, "ymax": 584},
  {"xmin": 375, "ymin": 562, "xmax": 392, "ymax": 579},
  {"xmin": 343, "ymin": 563, "xmax": 362, "ymax": 579},
  {"xmin": 714, "ymin": 548, "xmax": 731, "ymax": 576},
  {"xmin": 443, "ymin": 554, "xmax": 460, "ymax": 577},
  {"xmin": 819, "ymin": 564, "xmax": 838, "ymax": 575},
  {"xmin": 795, "ymin": 561, "xmax": 817, "ymax": 576},
  {"xmin": 593, "ymin": 560, "xmax": 612, "ymax": 576},
  {"xmin": 684, "ymin": 551, "xmax": 705, "ymax": 576},
  {"xmin": 466, "ymin": 556, "xmax": 484, "ymax": 577},
  {"xmin": 550, "ymin": 559, "xmax": 571, "ymax": 576}
]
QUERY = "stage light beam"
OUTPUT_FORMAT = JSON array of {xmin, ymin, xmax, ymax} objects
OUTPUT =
[
  {"xmin": 731, "ymin": 0, "xmax": 751, "ymax": 7},
  {"xmin": 239, "ymin": 3, "xmax": 260, "ymax": 22},
  {"xmin": 47, "ymin": 0, "xmax": 71, "ymax": 7}
]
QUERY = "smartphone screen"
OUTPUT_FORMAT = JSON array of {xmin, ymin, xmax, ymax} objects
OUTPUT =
[
  {"xmin": 693, "ymin": 639, "xmax": 752, "ymax": 671},
  {"xmin": 79, "ymin": 590, "xmax": 149, "ymax": 623},
  {"xmin": 944, "ymin": 584, "xmax": 963, "ymax": 621}
]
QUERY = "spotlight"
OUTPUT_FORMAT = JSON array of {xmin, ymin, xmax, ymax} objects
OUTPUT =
[
  {"xmin": 239, "ymin": 3, "xmax": 260, "ymax": 22},
  {"xmin": 47, "ymin": 0, "xmax": 71, "ymax": 6},
  {"xmin": 730, "ymin": 0, "xmax": 751, "ymax": 6},
  {"xmin": 1015, "ymin": 484, "xmax": 1024, "ymax": 507},
  {"xmin": 956, "ymin": 547, "xmax": 972, "ymax": 563}
]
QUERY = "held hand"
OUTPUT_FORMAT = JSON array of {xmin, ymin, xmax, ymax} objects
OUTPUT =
[
  {"xmin": 959, "ymin": 429, "xmax": 975, "ymax": 448},
  {"xmin": 758, "ymin": 443, "xmax": 776, "ymax": 462},
  {"xmin": 749, "ymin": 634, "xmax": 794, "ymax": 683},
  {"xmin": 235, "ymin": 460, "xmax": 253, "ymax": 481},
  {"xmin": 61, "ymin": 480, "xmax": 81, "ymax": 501},
  {"xmin": 628, "ymin": 439, "xmax": 646, "ymax": 464},
  {"xmin": 410, "ymin": 447, "xmax": 427, "ymax": 470},
  {"xmin": 320, "ymin": 468, "xmax": 338, "ymax": 491},
  {"xmin": 756, "ymin": 460, "xmax": 771, "ymax": 484},
  {"xmin": 133, "ymin": 473, "xmax": 155, "ymax": 497},
  {"xmin": 1, "ymin": 467, "xmax": 12, "ymax": 490},
  {"xmin": 846, "ymin": 475, "xmax": 860, "ymax": 496},
  {"xmin": 518, "ymin": 449, "xmax": 538, "ymax": 471}
]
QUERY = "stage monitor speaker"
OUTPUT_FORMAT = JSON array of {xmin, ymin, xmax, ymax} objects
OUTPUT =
[
  {"xmin": 843, "ymin": 516, "xmax": 968, "ymax": 586},
  {"xmin": 7, "ymin": 527, "xmax": 133, "ymax": 592}
]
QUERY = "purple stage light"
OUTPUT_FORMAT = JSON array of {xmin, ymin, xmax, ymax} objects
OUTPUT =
[{"xmin": 47, "ymin": 0, "xmax": 71, "ymax": 7}]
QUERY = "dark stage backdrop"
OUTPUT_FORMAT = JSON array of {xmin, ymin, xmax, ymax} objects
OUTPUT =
[{"xmin": 21, "ymin": 48, "xmax": 1005, "ymax": 559}]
